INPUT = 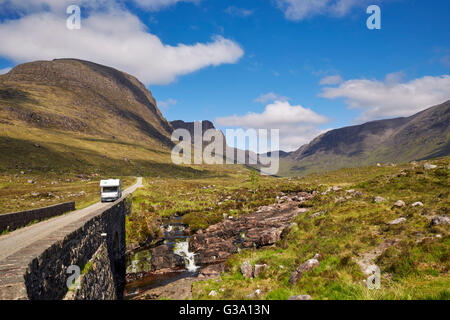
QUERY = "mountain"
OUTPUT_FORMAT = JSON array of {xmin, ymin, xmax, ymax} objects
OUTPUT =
[
  {"xmin": 0, "ymin": 59, "xmax": 207, "ymax": 176},
  {"xmin": 170, "ymin": 120, "xmax": 260, "ymax": 165},
  {"xmin": 280, "ymin": 100, "xmax": 450, "ymax": 176},
  {"xmin": 0, "ymin": 59, "xmax": 173, "ymax": 147},
  {"xmin": 2, "ymin": 59, "xmax": 448, "ymax": 178},
  {"xmin": 170, "ymin": 120, "xmax": 216, "ymax": 135}
]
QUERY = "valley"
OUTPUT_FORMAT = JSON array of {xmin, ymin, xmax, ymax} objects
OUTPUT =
[
  {"xmin": 123, "ymin": 158, "xmax": 449, "ymax": 300},
  {"xmin": 0, "ymin": 59, "xmax": 448, "ymax": 301}
]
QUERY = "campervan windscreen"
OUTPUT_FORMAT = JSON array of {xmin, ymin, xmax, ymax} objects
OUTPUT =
[{"xmin": 103, "ymin": 187, "xmax": 118, "ymax": 192}]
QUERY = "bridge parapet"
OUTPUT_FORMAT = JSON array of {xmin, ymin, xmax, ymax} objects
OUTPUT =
[{"xmin": 0, "ymin": 196, "xmax": 132, "ymax": 300}]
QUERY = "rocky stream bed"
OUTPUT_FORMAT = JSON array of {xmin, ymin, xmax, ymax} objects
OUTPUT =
[{"xmin": 124, "ymin": 191, "xmax": 316, "ymax": 300}]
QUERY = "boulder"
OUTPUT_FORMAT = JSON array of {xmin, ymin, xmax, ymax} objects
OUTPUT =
[
  {"xmin": 431, "ymin": 216, "xmax": 450, "ymax": 226},
  {"xmin": 374, "ymin": 196, "xmax": 385, "ymax": 203},
  {"xmin": 208, "ymin": 290, "xmax": 218, "ymax": 297},
  {"xmin": 254, "ymin": 264, "xmax": 267, "ymax": 277},
  {"xmin": 199, "ymin": 263, "xmax": 225, "ymax": 278},
  {"xmin": 150, "ymin": 245, "xmax": 185, "ymax": 271},
  {"xmin": 412, "ymin": 201, "xmax": 424, "ymax": 207},
  {"xmin": 289, "ymin": 258, "xmax": 320, "ymax": 285},
  {"xmin": 240, "ymin": 261, "xmax": 253, "ymax": 278},
  {"xmin": 424, "ymin": 163, "xmax": 437, "ymax": 170},
  {"xmin": 394, "ymin": 200, "xmax": 406, "ymax": 208},
  {"xmin": 310, "ymin": 211, "xmax": 325, "ymax": 218},
  {"xmin": 388, "ymin": 217, "xmax": 406, "ymax": 225},
  {"xmin": 334, "ymin": 196, "xmax": 345, "ymax": 203},
  {"xmin": 257, "ymin": 228, "xmax": 283, "ymax": 246},
  {"xmin": 247, "ymin": 289, "xmax": 261, "ymax": 298}
]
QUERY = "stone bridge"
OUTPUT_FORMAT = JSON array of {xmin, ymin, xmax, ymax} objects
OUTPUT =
[{"xmin": 0, "ymin": 178, "xmax": 141, "ymax": 300}]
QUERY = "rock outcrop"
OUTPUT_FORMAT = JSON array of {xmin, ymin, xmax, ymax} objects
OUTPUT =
[
  {"xmin": 240, "ymin": 261, "xmax": 253, "ymax": 278},
  {"xmin": 388, "ymin": 217, "xmax": 407, "ymax": 225},
  {"xmin": 150, "ymin": 245, "xmax": 185, "ymax": 271},
  {"xmin": 431, "ymin": 215, "xmax": 450, "ymax": 226},
  {"xmin": 189, "ymin": 192, "xmax": 315, "ymax": 266},
  {"xmin": 394, "ymin": 200, "xmax": 406, "ymax": 208},
  {"xmin": 289, "ymin": 255, "xmax": 320, "ymax": 285}
]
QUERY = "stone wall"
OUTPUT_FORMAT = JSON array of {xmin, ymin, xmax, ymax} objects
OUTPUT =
[
  {"xmin": 23, "ymin": 196, "xmax": 131, "ymax": 300},
  {"xmin": 0, "ymin": 202, "xmax": 75, "ymax": 233},
  {"xmin": 64, "ymin": 242, "xmax": 117, "ymax": 300}
]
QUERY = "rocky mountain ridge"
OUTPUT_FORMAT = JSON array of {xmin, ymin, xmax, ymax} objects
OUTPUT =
[{"xmin": 0, "ymin": 59, "xmax": 173, "ymax": 147}]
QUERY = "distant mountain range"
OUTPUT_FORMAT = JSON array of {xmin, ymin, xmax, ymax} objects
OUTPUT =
[
  {"xmin": 278, "ymin": 100, "xmax": 450, "ymax": 176},
  {"xmin": 1, "ymin": 59, "xmax": 448, "ymax": 176},
  {"xmin": 170, "ymin": 120, "xmax": 259, "ymax": 165},
  {"xmin": 170, "ymin": 100, "xmax": 450, "ymax": 176}
]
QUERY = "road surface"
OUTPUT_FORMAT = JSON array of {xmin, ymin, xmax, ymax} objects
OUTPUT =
[{"xmin": 0, "ymin": 177, "xmax": 142, "ymax": 262}]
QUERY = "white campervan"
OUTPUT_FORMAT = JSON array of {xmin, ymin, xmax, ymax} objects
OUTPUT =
[{"xmin": 100, "ymin": 179, "xmax": 122, "ymax": 202}]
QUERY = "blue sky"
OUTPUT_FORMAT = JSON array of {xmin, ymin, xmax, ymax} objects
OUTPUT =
[{"xmin": 0, "ymin": 0, "xmax": 449, "ymax": 151}]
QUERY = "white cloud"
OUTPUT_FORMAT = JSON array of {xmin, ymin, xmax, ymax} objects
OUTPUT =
[
  {"xmin": 319, "ymin": 75, "xmax": 343, "ymax": 85},
  {"xmin": 216, "ymin": 100, "xmax": 328, "ymax": 151},
  {"xmin": 254, "ymin": 92, "xmax": 289, "ymax": 104},
  {"xmin": 0, "ymin": 0, "xmax": 197, "ymax": 14},
  {"xmin": 225, "ymin": 6, "xmax": 254, "ymax": 17},
  {"xmin": 0, "ymin": 0, "xmax": 116, "ymax": 15},
  {"xmin": 320, "ymin": 73, "xmax": 450, "ymax": 122},
  {"xmin": 277, "ymin": 125, "xmax": 327, "ymax": 152},
  {"xmin": 0, "ymin": 8, "xmax": 244, "ymax": 85},
  {"xmin": 274, "ymin": 0, "xmax": 372, "ymax": 21},
  {"xmin": 158, "ymin": 98, "xmax": 177, "ymax": 109},
  {"xmin": 384, "ymin": 71, "xmax": 405, "ymax": 84},
  {"xmin": 0, "ymin": 67, "xmax": 11, "ymax": 74},
  {"xmin": 132, "ymin": 0, "xmax": 200, "ymax": 11}
]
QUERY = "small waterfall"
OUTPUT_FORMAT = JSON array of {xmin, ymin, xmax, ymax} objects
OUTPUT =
[
  {"xmin": 174, "ymin": 241, "xmax": 199, "ymax": 272},
  {"xmin": 125, "ymin": 216, "xmax": 197, "ymax": 299}
]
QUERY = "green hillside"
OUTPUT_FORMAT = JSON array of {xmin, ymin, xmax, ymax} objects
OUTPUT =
[
  {"xmin": 280, "ymin": 101, "xmax": 450, "ymax": 177},
  {"xmin": 190, "ymin": 157, "xmax": 450, "ymax": 300}
]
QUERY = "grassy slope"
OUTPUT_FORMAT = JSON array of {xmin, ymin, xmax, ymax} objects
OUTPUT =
[
  {"xmin": 125, "ymin": 155, "xmax": 448, "ymax": 300},
  {"xmin": 0, "ymin": 174, "xmax": 136, "ymax": 215},
  {"xmin": 126, "ymin": 168, "xmax": 299, "ymax": 245},
  {"xmin": 1, "ymin": 115, "xmax": 447, "ymax": 299},
  {"xmin": 0, "ymin": 123, "xmax": 216, "ymax": 214},
  {"xmin": 0, "ymin": 59, "xmax": 173, "ymax": 146},
  {"xmin": 186, "ymin": 157, "xmax": 449, "ymax": 300},
  {"xmin": 0, "ymin": 60, "xmax": 220, "ymax": 213}
]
